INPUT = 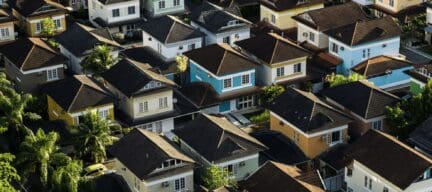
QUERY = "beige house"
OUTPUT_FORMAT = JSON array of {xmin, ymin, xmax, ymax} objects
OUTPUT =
[
  {"xmin": 371, "ymin": 0, "xmax": 424, "ymax": 22},
  {"xmin": 0, "ymin": 9, "xmax": 16, "ymax": 43}
]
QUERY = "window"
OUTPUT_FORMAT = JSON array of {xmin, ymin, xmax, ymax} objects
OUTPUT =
[
  {"xmin": 383, "ymin": 187, "xmax": 389, "ymax": 192},
  {"xmin": 36, "ymin": 22, "xmax": 42, "ymax": 33},
  {"xmin": 331, "ymin": 131, "xmax": 341, "ymax": 143},
  {"xmin": 293, "ymin": 63, "xmax": 301, "ymax": 73},
  {"xmin": 126, "ymin": 24, "xmax": 135, "ymax": 32},
  {"xmin": 364, "ymin": 176, "xmax": 372, "ymax": 190},
  {"xmin": 241, "ymin": 74, "xmax": 250, "ymax": 85},
  {"xmin": 179, "ymin": 45, "xmax": 183, "ymax": 50},
  {"xmin": 159, "ymin": 97, "xmax": 168, "ymax": 109},
  {"xmin": 155, "ymin": 121, "xmax": 162, "ymax": 133},
  {"xmin": 373, "ymin": 120, "xmax": 383, "ymax": 130},
  {"xmin": 139, "ymin": 102, "xmax": 148, "ymax": 113},
  {"xmin": 142, "ymin": 123, "xmax": 153, "ymax": 131},
  {"xmin": 271, "ymin": 14, "xmax": 276, "ymax": 24},
  {"xmin": 54, "ymin": 19, "xmax": 61, "ymax": 29},
  {"xmin": 188, "ymin": 43, "xmax": 195, "ymax": 50},
  {"xmin": 128, "ymin": 6, "xmax": 135, "ymax": 14},
  {"xmin": 276, "ymin": 67, "xmax": 285, "ymax": 77},
  {"xmin": 47, "ymin": 68, "xmax": 58, "ymax": 81},
  {"xmin": 363, "ymin": 49, "xmax": 371, "ymax": 58},
  {"xmin": 389, "ymin": 0, "xmax": 394, "ymax": 6},
  {"xmin": 237, "ymin": 95, "xmax": 254, "ymax": 109},
  {"xmin": 331, "ymin": 43, "xmax": 338, "ymax": 53},
  {"xmin": 157, "ymin": 44, "xmax": 162, "ymax": 53},
  {"xmin": 158, "ymin": 0, "xmax": 165, "ymax": 9},
  {"xmin": 309, "ymin": 32, "xmax": 315, "ymax": 42},
  {"xmin": 174, "ymin": 0, "xmax": 180, "ymax": 6},
  {"xmin": 223, "ymin": 164, "xmax": 237, "ymax": 175},
  {"xmin": 0, "ymin": 28, "xmax": 9, "ymax": 37},
  {"xmin": 293, "ymin": 131, "xmax": 300, "ymax": 143},
  {"xmin": 347, "ymin": 187, "xmax": 353, "ymax": 192},
  {"xmin": 223, "ymin": 78, "xmax": 232, "ymax": 89},
  {"xmin": 112, "ymin": 9, "xmax": 120, "ymax": 17},
  {"xmin": 223, "ymin": 36, "xmax": 230, "ymax": 44},
  {"xmin": 174, "ymin": 178, "xmax": 185, "ymax": 190},
  {"xmin": 98, "ymin": 109, "xmax": 108, "ymax": 119}
]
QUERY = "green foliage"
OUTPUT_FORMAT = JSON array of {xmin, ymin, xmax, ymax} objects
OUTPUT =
[
  {"xmin": 202, "ymin": 166, "xmax": 237, "ymax": 190},
  {"xmin": 325, "ymin": 73, "xmax": 366, "ymax": 87},
  {"xmin": 175, "ymin": 55, "xmax": 188, "ymax": 73},
  {"xmin": 260, "ymin": 85, "xmax": 285, "ymax": 103},
  {"xmin": 51, "ymin": 160, "xmax": 83, "ymax": 192},
  {"xmin": 250, "ymin": 110, "xmax": 270, "ymax": 124},
  {"xmin": 401, "ymin": 13, "xmax": 426, "ymax": 41},
  {"xmin": 82, "ymin": 45, "xmax": 118, "ymax": 75},
  {"xmin": 47, "ymin": 39, "xmax": 60, "ymax": 49},
  {"xmin": 0, "ymin": 153, "xmax": 20, "ymax": 192},
  {"xmin": 41, "ymin": 18, "xmax": 56, "ymax": 38}
]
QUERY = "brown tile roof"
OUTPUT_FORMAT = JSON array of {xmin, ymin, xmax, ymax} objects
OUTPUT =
[
  {"xmin": 8, "ymin": 0, "xmax": 65, "ymax": 17},
  {"xmin": 351, "ymin": 56, "xmax": 412, "ymax": 78},
  {"xmin": 260, "ymin": 0, "xmax": 324, "ymax": 11}
]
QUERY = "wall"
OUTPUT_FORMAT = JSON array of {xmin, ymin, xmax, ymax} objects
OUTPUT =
[
  {"xmin": 215, "ymin": 154, "xmax": 260, "ymax": 181},
  {"xmin": 191, "ymin": 21, "xmax": 250, "ymax": 46},
  {"xmin": 352, "ymin": 0, "xmax": 375, "ymax": 5},
  {"xmin": 367, "ymin": 67, "xmax": 412, "ymax": 89},
  {"xmin": 132, "ymin": 89, "xmax": 174, "ymax": 119},
  {"xmin": 89, "ymin": 0, "xmax": 140, "ymax": 26},
  {"xmin": 375, "ymin": 0, "xmax": 422, "ymax": 13},
  {"xmin": 346, "ymin": 161, "xmax": 401, "ymax": 192},
  {"xmin": 58, "ymin": 45, "xmax": 84, "ymax": 74},
  {"xmin": 0, "ymin": 22, "xmax": 15, "ymax": 42},
  {"xmin": 260, "ymin": 3, "xmax": 323, "ymax": 30},
  {"xmin": 297, "ymin": 22, "xmax": 329, "ymax": 48},
  {"xmin": 132, "ymin": 118, "xmax": 174, "ymax": 133},
  {"xmin": 144, "ymin": 0, "xmax": 185, "ymax": 17},
  {"xmin": 21, "ymin": 13, "xmax": 66, "ymax": 37}
]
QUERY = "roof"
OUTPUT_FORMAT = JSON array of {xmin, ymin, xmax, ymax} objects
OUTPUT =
[
  {"xmin": 184, "ymin": 43, "xmax": 257, "ymax": 76},
  {"xmin": 8, "ymin": 0, "xmax": 65, "ymax": 17},
  {"xmin": 97, "ymin": 0, "xmax": 135, "ymax": 5},
  {"xmin": 0, "ymin": 38, "xmax": 67, "ymax": 71},
  {"xmin": 325, "ymin": 17, "xmax": 401, "ymax": 46},
  {"xmin": 46, "ymin": 75, "xmax": 114, "ymax": 113},
  {"xmin": 351, "ymin": 56, "xmax": 412, "ymax": 78},
  {"xmin": 173, "ymin": 114, "xmax": 267, "ymax": 163},
  {"xmin": 101, "ymin": 59, "xmax": 176, "ymax": 97},
  {"xmin": 292, "ymin": 2, "xmax": 369, "ymax": 31},
  {"xmin": 0, "ymin": 9, "xmax": 16, "ymax": 24},
  {"xmin": 409, "ymin": 117, "xmax": 432, "ymax": 156},
  {"xmin": 240, "ymin": 161, "xmax": 325, "ymax": 192},
  {"xmin": 54, "ymin": 22, "xmax": 120, "ymax": 57},
  {"xmin": 260, "ymin": 0, "xmax": 324, "ymax": 12},
  {"xmin": 141, "ymin": 15, "xmax": 204, "ymax": 44},
  {"xmin": 268, "ymin": 88, "xmax": 352, "ymax": 134},
  {"xmin": 317, "ymin": 144, "xmax": 350, "ymax": 171},
  {"xmin": 236, "ymin": 33, "xmax": 310, "ymax": 65},
  {"xmin": 320, "ymin": 81, "xmax": 400, "ymax": 119},
  {"xmin": 93, "ymin": 173, "xmax": 132, "ymax": 192},
  {"xmin": 404, "ymin": 64, "xmax": 432, "ymax": 84},
  {"xmin": 346, "ymin": 130, "xmax": 432, "ymax": 190},
  {"xmin": 108, "ymin": 129, "xmax": 194, "ymax": 180},
  {"xmin": 120, "ymin": 46, "xmax": 174, "ymax": 74}
]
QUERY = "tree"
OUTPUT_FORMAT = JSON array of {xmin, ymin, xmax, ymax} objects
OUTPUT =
[
  {"xmin": 201, "ymin": 166, "xmax": 236, "ymax": 190},
  {"xmin": 260, "ymin": 84, "xmax": 285, "ymax": 104},
  {"xmin": 0, "ymin": 153, "xmax": 20, "ymax": 192},
  {"xmin": 401, "ymin": 13, "xmax": 426, "ymax": 41},
  {"xmin": 325, "ymin": 73, "xmax": 365, "ymax": 87},
  {"xmin": 82, "ymin": 45, "xmax": 117, "ymax": 75},
  {"xmin": 70, "ymin": 112, "xmax": 119, "ymax": 163},
  {"xmin": 51, "ymin": 160, "xmax": 82, "ymax": 192},
  {"xmin": 40, "ymin": 18, "xmax": 56, "ymax": 38},
  {"xmin": 175, "ymin": 55, "xmax": 188, "ymax": 73}
]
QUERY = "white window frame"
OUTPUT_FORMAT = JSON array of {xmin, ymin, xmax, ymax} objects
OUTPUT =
[
  {"xmin": 173, "ymin": 0, "xmax": 180, "ymax": 6},
  {"xmin": 0, "ymin": 28, "xmax": 9, "ymax": 38},
  {"xmin": 53, "ymin": 19, "xmax": 61, "ymax": 29},
  {"xmin": 293, "ymin": 63, "xmax": 301, "ymax": 73},
  {"xmin": 174, "ymin": 177, "xmax": 185, "ymax": 191},
  {"xmin": 372, "ymin": 120, "xmax": 383, "ymax": 131},
  {"xmin": 271, "ymin": 14, "xmax": 276, "ymax": 24},
  {"xmin": 98, "ymin": 109, "xmax": 109, "ymax": 119},
  {"xmin": 139, "ymin": 101, "xmax": 148, "ymax": 113},
  {"xmin": 112, "ymin": 9, "xmax": 120, "ymax": 17},
  {"xmin": 237, "ymin": 95, "xmax": 254, "ymax": 110},
  {"xmin": 276, "ymin": 67, "xmax": 285, "ymax": 77},
  {"xmin": 158, "ymin": 0, "xmax": 165, "ymax": 9},
  {"xmin": 241, "ymin": 74, "xmax": 250, "ymax": 85},
  {"xmin": 47, "ymin": 68, "xmax": 59, "ymax": 81},
  {"xmin": 127, "ymin": 6, "xmax": 135, "ymax": 15},
  {"xmin": 223, "ymin": 78, "xmax": 232, "ymax": 89},
  {"xmin": 36, "ymin": 22, "xmax": 42, "ymax": 33}
]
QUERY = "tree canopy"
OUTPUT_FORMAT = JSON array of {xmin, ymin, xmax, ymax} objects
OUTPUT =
[
  {"xmin": 202, "ymin": 166, "xmax": 236, "ymax": 190},
  {"xmin": 325, "ymin": 73, "xmax": 366, "ymax": 87},
  {"xmin": 175, "ymin": 55, "xmax": 188, "ymax": 73},
  {"xmin": 82, "ymin": 45, "xmax": 118, "ymax": 75},
  {"xmin": 260, "ymin": 84, "xmax": 285, "ymax": 104},
  {"xmin": 0, "ymin": 153, "xmax": 20, "ymax": 192},
  {"xmin": 40, "ymin": 18, "xmax": 56, "ymax": 38}
]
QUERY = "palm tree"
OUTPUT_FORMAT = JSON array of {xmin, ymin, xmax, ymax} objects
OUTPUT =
[
  {"xmin": 70, "ymin": 112, "xmax": 119, "ymax": 163},
  {"xmin": 51, "ymin": 160, "xmax": 83, "ymax": 192},
  {"xmin": 82, "ymin": 44, "xmax": 117, "ymax": 75},
  {"xmin": 0, "ymin": 153, "xmax": 20, "ymax": 192}
]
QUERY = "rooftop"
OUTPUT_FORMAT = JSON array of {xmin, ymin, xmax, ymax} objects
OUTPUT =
[{"xmin": 351, "ymin": 56, "xmax": 412, "ymax": 78}]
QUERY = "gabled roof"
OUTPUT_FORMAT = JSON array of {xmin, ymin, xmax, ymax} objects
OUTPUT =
[
  {"xmin": 240, "ymin": 161, "xmax": 325, "ymax": 192},
  {"xmin": 235, "ymin": 33, "xmax": 310, "ymax": 65},
  {"xmin": 8, "ymin": 0, "xmax": 65, "ymax": 17},
  {"xmin": 260, "ymin": 0, "xmax": 324, "ymax": 12},
  {"xmin": 46, "ymin": 75, "xmax": 114, "ymax": 113},
  {"xmin": 269, "ymin": 88, "xmax": 352, "ymax": 134},
  {"xmin": 120, "ymin": 46, "xmax": 174, "ymax": 74},
  {"xmin": 409, "ymin": 117, "xmax": 432, "ymax": 156},
  {"xmin": 325, "ymin": 17, "xmax": 401, "ymax": 46},
  {"xmin": 0, "ymin": 9, "xmax": 16, "ymax": 24},
  {"xmin": 351, "ymin": 56, "xmax": 412, "ymax": 78},
  {"xmin": 141, "ymin": 15, "xmax": 204, "ymax": 44},
  {"xmin": 101, "ymin": 59, "xmax": 176, "ymax": 97},
  {"xmin": 320, "ymin": 81, "xmax": 400, "ymax": 119},
  {"xmin": 173, "ymin": 114, "xmax": 267, "ymax": 163},
  {"xmin": 347, "ymin": 130, "xmax": 432, "ymax": 190},
  {"xmin": 54, "ymin": 22, "xmax": 120, "ymax": 57},
  {"xmin": 108, "ymin": 129, "xmax": 194, "ymax": 180},
  {"xmin": 292, "ymin": 2, "xmax": 369, "ymax": 32},
  {"xmin": 97, "ymin": 0, "xmax": 135, "ymax": 5},
  {"xmin": 184, "ymin": 43, "xmax": 257, "ymax": 76},
  {"xmin": 0, "ymin": 38, "xmax": 67, "ymax": 71}
]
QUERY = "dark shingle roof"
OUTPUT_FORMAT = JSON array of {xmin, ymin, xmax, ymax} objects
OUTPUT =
[
  {"xmin": 351, "ymin": 56, "xmax": 412, "ymax": 78},
  {"xmin": 346, "ymin": 130, "xmax": 432, "ymax": 190},
  {"xmin": 141, "ymin": 15, "xmax": 204, "ymax": 44},
  {"xmin": 269, "ymin": 88, "xmax": 352, "ymax": 134},
  {"xmin": 173, "ymin": 114, "xmax": 267, "ymax": 163},
  {"xmin": 260, "ymin": 0, "xmax": 324, "ymax": 12},
  {"xmin": 320, "ymin": 81, "xmax": 400, "ymax": 119},
  {"xmin": 8, "ymin": 0, "xmax": 65, "ymax": 17},
  {"xmin": 108, "ymin": 129, "xmax": 194, "ymax": 180},
  {"xmin": 0, "ymin": 38, "xmax": 67, "ymax": 71},
  {"xmin": 120, "ymin": 46, "xmax": 173, "ymax": 73},
  {"xmin": 236, "ymin": 33, "xmax": 310, "ymax": 65},
  {"xmin": 184, "ymin": 43, "xmax": 257, "ymax": 76},
  {"xmin": 97, "ymin": 0, "xmax": 134, "ymax": 5},
  {"xmin": 46, "ymin": 75, "xmax": 114, "ymax": 113},
  {"xmin": 0, "ymin": 9, "xmax": 16, "ymax": 24},
  {"xmin": 409, "ymin": 117, "xmax": 432, "ymax": 156},
  {"xmin": 325, "ymin": 17, "xmax": 401, "ymax": 46}
]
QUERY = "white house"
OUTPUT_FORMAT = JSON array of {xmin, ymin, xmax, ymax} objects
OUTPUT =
[
  {"xmin": 352, "ymin": 0, "xmax": 375, "ymax": 5},
  {"xmin": 142, "ymin": 0, "xmax": 184, "ymax": 18},
  {"xmin": 425, "ymin": 3, "xmax": 432, "ymax": 44}
]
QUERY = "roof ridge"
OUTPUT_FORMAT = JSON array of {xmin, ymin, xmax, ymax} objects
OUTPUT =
[
  {"xmin": 20, "ymin": 45, "xmax": 36, "ymax": 70},
  {"xmin": 351, "ymin": 21, "xmax": 360, "ymax": 46},
  {"xmin": 67, "ymin": 80, "xmax": 84, "ymax": 112},
  {"xmin": 216, "ymin": 45, "xmax": 229, "ymax": 74},
  {"xmin": 165, "ymin": 18, "xmax": 177, "ymax": 44},
  {"xmin": 269, "ymin": 39, "xmax": 279, "ymax": 64},
  {"xmin": 364, "ymin": 87, "xmax": 374, "ymax": 118}
]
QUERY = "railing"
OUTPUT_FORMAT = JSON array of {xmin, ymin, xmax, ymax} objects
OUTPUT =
[{"xmin": 324, "ymin": 174, "xmax": 344, "ymax": 192}]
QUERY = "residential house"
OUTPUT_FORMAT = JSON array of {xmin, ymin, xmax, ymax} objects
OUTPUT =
[
  {"xmin": 8, "ymin": 0, "xmax": 66, "ymax": 37},
  {"xmin": 0, "ymin": 38, "xmax": 67, "ymax": 93},
  {"xmin": 109, "ymin": 128, "xmax": 195, "ymax": 192},
  {"xmin": 183, "ymin": 43, "xmax": 260, "ymax": 113},
  {"xmin": 190, "ymin": 1, "xmax": 251, "ymax": 46},
  {"xmin": 141, "ymin": 15, "xmax": 204, "ymax": 61},
  {"xmin": 235, "ymin": 33, "xmax": 311, "ymax": 87},
  {"xmin": 369, "ymin": 0, "xmax": 425, "ymax": 23},
  {"xmin": 172, "ymin": 114, "xmax": 267, "ymax": 181},
  {"xmin": 404, "ymin": 64, "xmax": 432, "ymax": 94},
  {"xmin": 88, "ymin": 0, "xmax": 143, "ymax": 35},
  {"xmin": 352, "ymin": 0, "xmax": 375, "ymax": 5},
  {"xmin": 0, "ymin": 9, "xmax": 16, "ymax": 43},
  {"xmin": 344, "ymin": 130, "xmax": 432, "ymax": 192},
  {"xmin": 142, "ymin": 0, "xmax": 184, "ymax": 18},
  {"xmin": 351, "ymin": 56, "xmax": 413, "ymax": 90},
  {"xmin": 292, "ymin": 2, "xmax": 369, "ymax": 49},
  {"xmin": 239, "ymin": 161, "xmax": 325, "ymax": 192},
  {"xmin": 268, "ymin": 88, "xmax": 352, "ymax": 159},
  {"xmin": 320, "ymin": 81, "xmax": 400, "ymax": 139},
  {"xmin": 54, "ymin": 22, "xmax": 121, "ymax": 74},
  {"xmin": 62, "ymin": 0, "xmax": 88, "ymax": 11},
  {"xmin": 425, "ymin": 3, "xmax": 432, "ymax": 44},
  {"xmin": 260, "ymin": 0, "xmax": 324, "ymax": 30},
  {"xmin": 46, "ymin": 75, "xmax": 115, "ymax": 126},
  {"xmin": 316, "ymin": 144, "xmax": 351, "ymax": 191},
  {"xmin": 409, "ymin": 117, "xmax": 432, "ymax": 158},
  {"xmin": 325, "ymin": 17, "xmax": 402, "ymax": 75}
]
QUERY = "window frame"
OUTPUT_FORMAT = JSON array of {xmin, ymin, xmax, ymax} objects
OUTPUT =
[
  {"xmin": 241, "ymin": 74, "xmax": 250, "ymax": 85},
  {"xmin": 158, "ymin": 0, "xmax": 165, "ymax": 9},
  {"xmin": 47, "ymin": 68, "xmax": 59, "ymax": 81},
  {"xmin": 112, "ymin": 9, "xmax": 120, "ymax": 17},
  {"xmin": 223, "ymin": 78, "xmax": 232, "ymax": 89},
  {"xmin": 276, "ymin": 67, "xmax": 285, "ymax": 77},
  {"xmin": 127, "ymin": 6, "xmax": 135, "ymax": 15},
  {"xmin": 293, "ymin": 63, "xmax": 301, "ymax": 73}
]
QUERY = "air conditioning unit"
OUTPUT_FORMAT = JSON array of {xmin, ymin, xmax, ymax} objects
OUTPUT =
[{"xmin": 161, "ymin": 181, "xmax": 169, "ymax": 187}]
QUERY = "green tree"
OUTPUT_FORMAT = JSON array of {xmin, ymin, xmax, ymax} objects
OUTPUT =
[
  {"xmin": 202, "ymin": 166, "xmax": 236, "ymax": 190},
  {"xmin": 175, "ymin": 55, "xmax": 188, "ymax": 72},
  {"xmin": 0, "ymin": 153, "xmax": 20, "ymax": 192},
  {"xmin": 401, "ymin": 13, "xmax": 426, "ymax": 41},
  {"xmin": 51, "ymin": 160, "xmax": 83, "ymax": 192},
  {"xmin": 325, "ymin": 73, "xmax": 365, "ymax": 87},
  {"xmin": 40, "ymin": 18, "xmax": 56, "ymax": 38},
  {"xmin": 70, "ymin": 112, "xmax": 119, "ymax": 163},
  {"xmin": 260, "ymin": 84, "xmax": 285, "ymax": 103},
  {"xmin": 82, "ymin": 45, "xmax": 118, "ymax": 75}
]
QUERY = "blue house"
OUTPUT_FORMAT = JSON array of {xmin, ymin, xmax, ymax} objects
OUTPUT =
[
  {"xmin": 351, "ymin": 56, "xmax": 413, "ymax": 89},
  {"xmin": 325, "ymin": 17, "xmax": 402, "ymax": 75},
  {"xmin": 182, "ymin": 43, "xmax": 259, "ymax": 113}
]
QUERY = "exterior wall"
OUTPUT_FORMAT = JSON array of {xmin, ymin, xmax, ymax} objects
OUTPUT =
[
  {"xmin": 0, "ymin": 22, "xmax": 15, "ymax": 43},
  {"xmin": 375, "ymin": 0, "xmax": 422, "ymax": 13},
  {"xmin": 260, "ymin": 3, "xmax": 324, "ymax": 30},
  {"xmin": 367, "ymin": 66, "xmax": 412, "ymax": 89},
  {"xmin": 132, "ymin": 118, "xmax": 174, "ymax": 133},
  {"xmin": 297, "ymin": 22, "xmax": 329, "ymax": 48},
  {"xmin": 143, "ymin": 0, "xmax": 185, "ymax": 18},
  {"xmin": 88, "ymin": 0, "xmax": 140, "ymax": 26},
  {"xmin": 428, "ymin": 7, "xmax": 432, "ymax": 25},
  {"xmin": 132, "ymin": 89, "xmax": 174, "ymax": 119},
  {"xmin": 12, "ymin": 9, "xmax": 66, "ymax": 37},
  {"xmin": 353, "ymin": 0, "xmax": 375, "ymax": 5},
  {"xmin": 263, "ymin": 57, "xmax": 307, "ymax": 86},
  {"xmin": 191, "ymin": 21, "xmax": 250, "ymax": 46}
]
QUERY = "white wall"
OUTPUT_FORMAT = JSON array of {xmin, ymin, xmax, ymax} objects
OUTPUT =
[
  {"xmin": 58, "ymin": 45, "xmax": 83, "ymax": 74},
  {"xmin": 89, "ymin": 0, "xmax": 140, "ymax": 25},
  {"xmin": 297, "ymin": 22, "xmax": 328, "ymax": 48},
  {"xmin": 144, "ymin": 0, "xmax": 185, "ymax": 17},
  {"xmin": 352, "ymin": 0, "xmax": 375, "ymax": 5},
  {"xmin": 0, "ymin": 24, "xmax": 15, "ymax": 42},
  {"xmin": 427, "ymin": 7, "xmax": 432, "ymax": 25},
  {"xmin": 191, "ymin": 21, "xmax": 250, "ymax": 46}
]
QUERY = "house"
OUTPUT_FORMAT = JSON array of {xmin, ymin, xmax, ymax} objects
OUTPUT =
[
  {"xmin": 344, "ymin": 130, "xmax": 432, "ymax": 192},
  {"xmin": 142, "ymin": 0, "xmax": 184, "ymax": 18},
  {"xmin": 172, "ymin": 114, "xmax": 267, "ymax": 181},
  {"xmin": 0, "ymin": 9, "xmax": 16, "ymax": 43},
  {"xmin": 184, "ymin": 43, "xmax": 260, "ymax": 113},
  {"xmin": 190, "ymin": 1, "xmax": 251, "ymax": 46},
  {"xmin": 141, "ymin": 15, "xmax": 204, "ymax": 61},
  {"xmin": 62, "ymin": 0, "xmax": 87, "ymax": 11},
  {"xmin": 320, "ymin": 81, "xmax": 400, "ymax": 139},
  {"xmin": 46, "ymin": 75, "xmax": 115, "ymax": 126},
  {"xmin": 292, "ymin": 2, "xmax": 369, "ymax": 49},
  {"xmin": 404, "ymin": 64, "xmax": 432, "ymax": 94},
  {"xmin": 109, "ymin": 128, "xmax": 195, "ymax": 192},
  {"xmin": 369, "ymin": 0, "xmax": 425, "ymax": 23},
  {"xmin": 8, "ymin": 0, "xmax": 66, "ymax": 37},
  {"xmin": 425, "ymin": 3, "xmax": 432, "ymax": 44},
  {"xmin": 325, "ymin": 17, "xmax": 402, "ymax": 75},
  {"xmin": 259, "ymin": 0, "xmax": 324, "ymax": 30},
  {"xmin": 316, "ymin": 144, "xmax": 351, "ymax": 192},
  {"xmin": 268, "ymin": 88, "xmax": 352, "ymax": 159},
  {"xmin": 239, "ymin": 161, "xmax": 325, "ymax": 192},
  {"xmin": 88, "ymin": 0, "xmax": 143, "ymax": 35},
  {"xmin": 235, "ymin": 33, "xmax": 311, "ymax": 86},
  {"xmin": 54, "ymin": 22, "xmax": 121, "ymax": 74},
  {"xmin": 351, "ymin": 56, "xmax": 413, "ymax": 90},
  {"xmin": 409, "ymin": 117, "xmax": 432, "ymax": 158},
  {"xmin": 0, "ymin": 38, "xmax": 67, "ymax": 93}
]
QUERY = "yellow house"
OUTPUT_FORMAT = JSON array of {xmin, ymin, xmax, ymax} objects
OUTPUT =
[
  {"xmin": 47, "ymin": 75, "xmax": 115, "ymax": 126},
  {"xmin": 268, "ymin": 88, "xmax": 352, "ymax": 159},
  {"xmin": 371, "ymin": 0, "xmax": 424, "ymax": 22},
  {"xmin": 9, "ymin": 0, "xmax": 67, "ymax": 37},
  {"xmin": 260, "ymin": 0, "xmax": 324, "ymax": 30}
]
